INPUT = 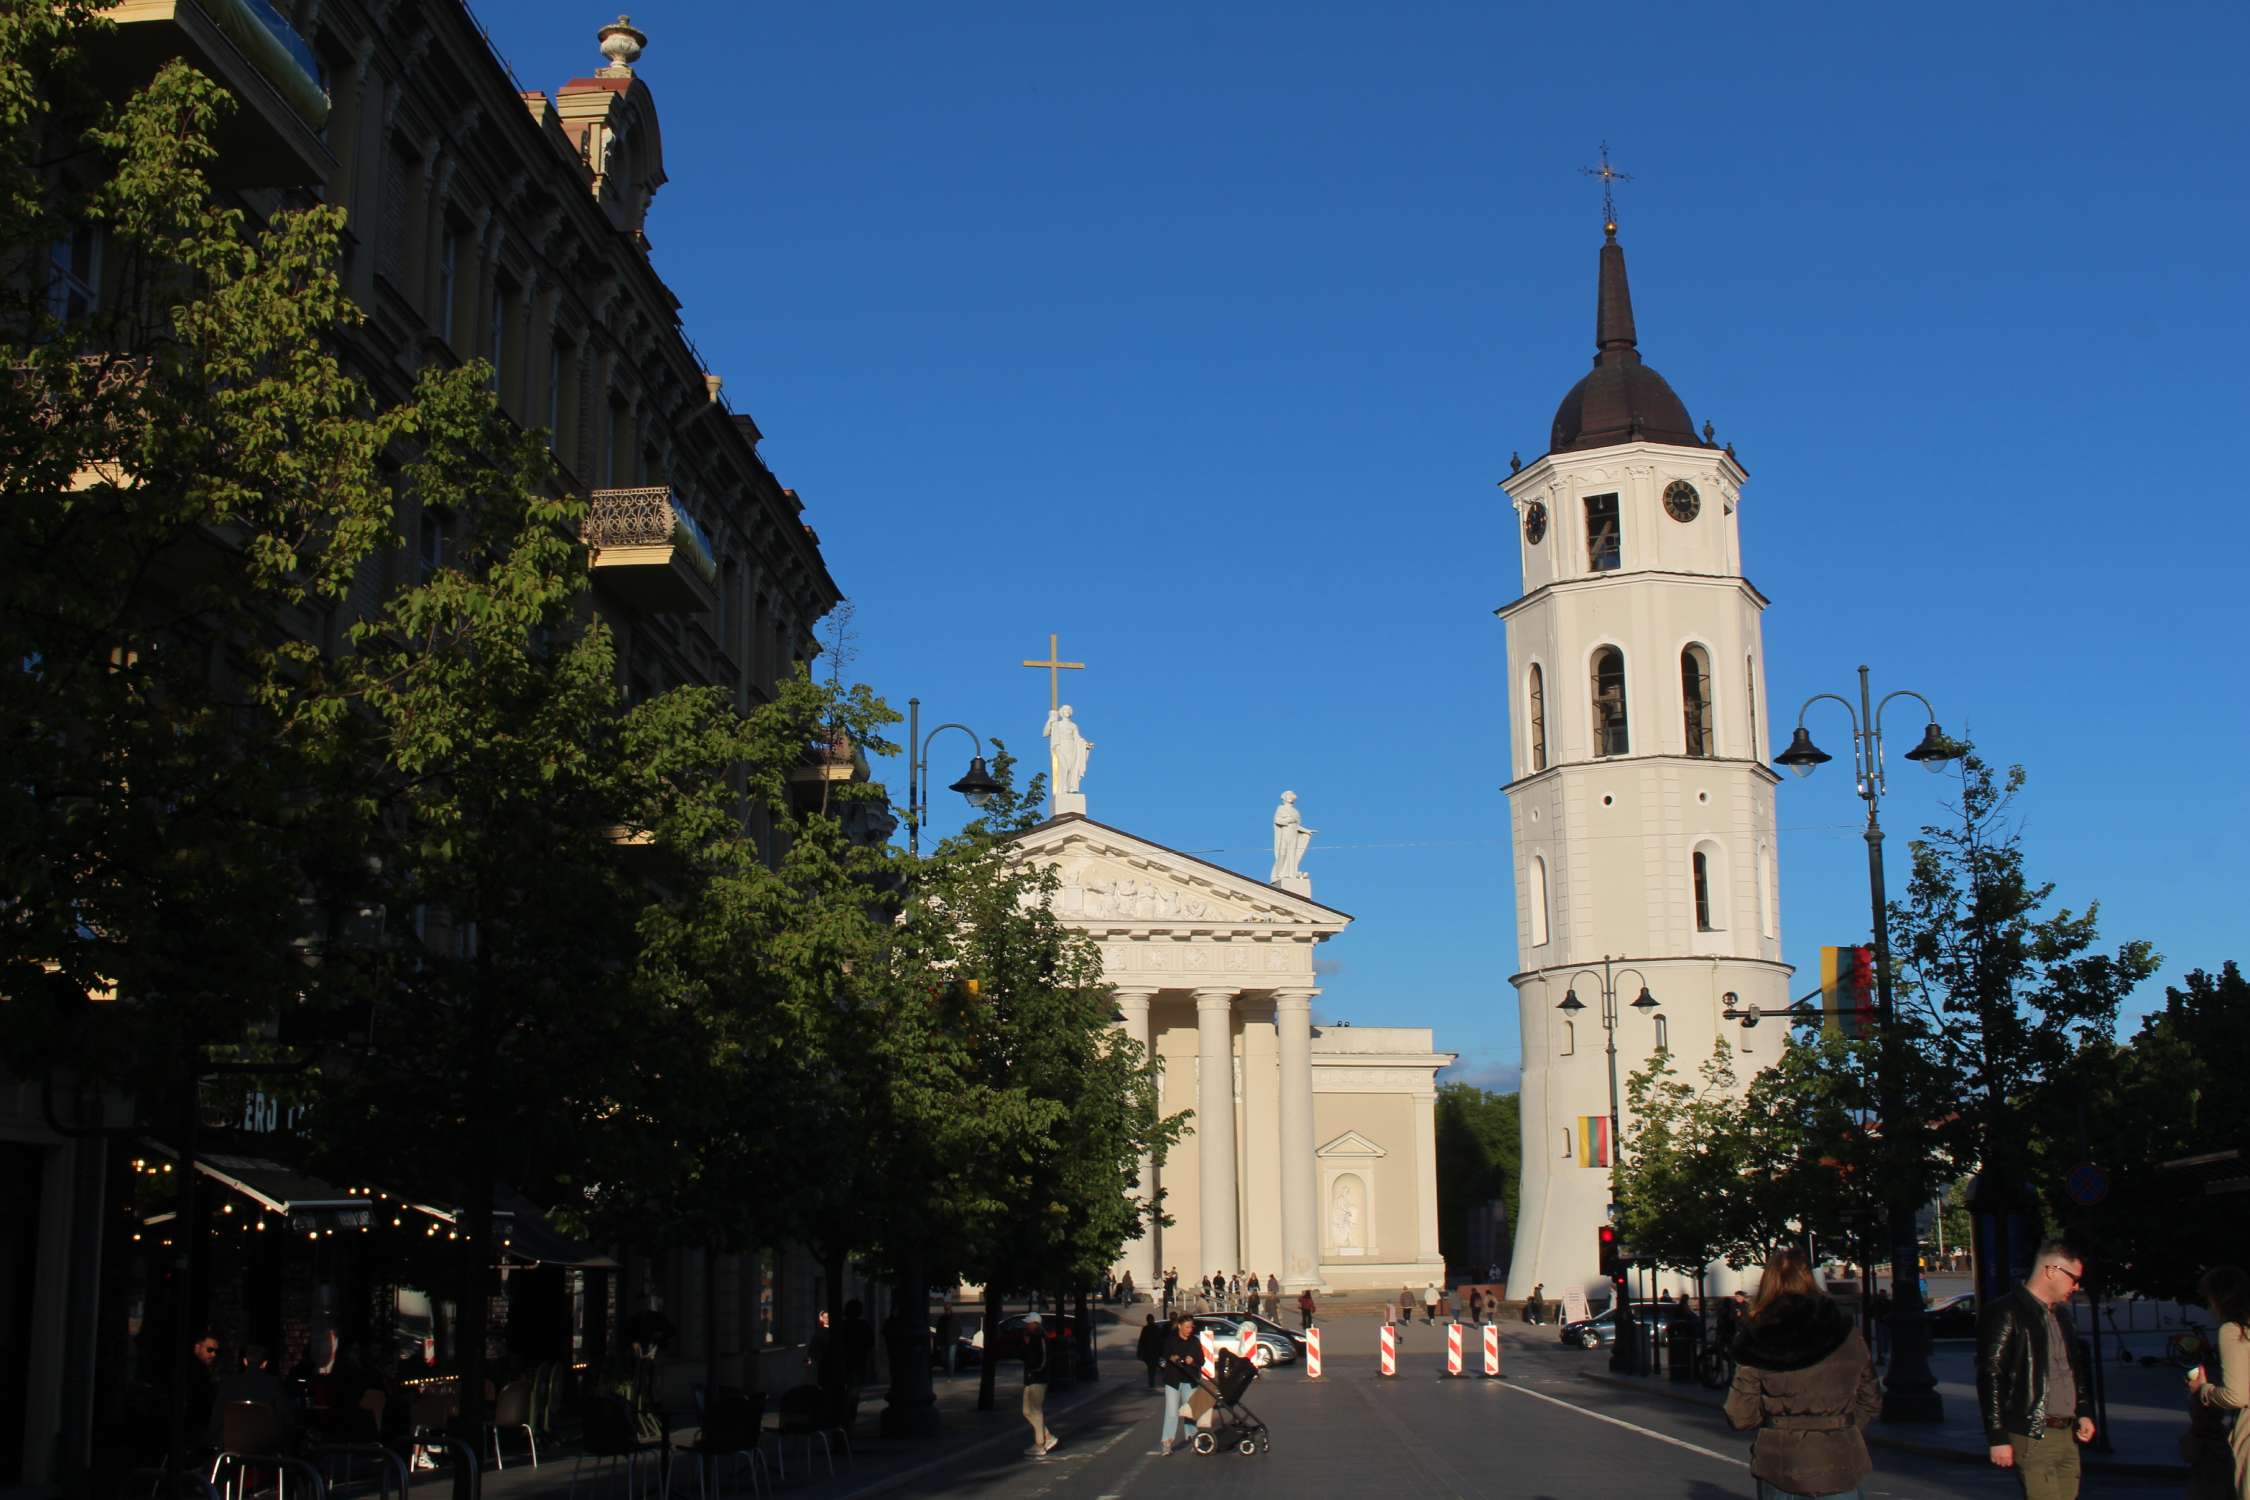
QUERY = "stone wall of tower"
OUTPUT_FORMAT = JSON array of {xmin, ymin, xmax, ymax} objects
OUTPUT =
[{"xmin": 1500, "ymin": 439, "xmax": 1792, "ymax": 1301}]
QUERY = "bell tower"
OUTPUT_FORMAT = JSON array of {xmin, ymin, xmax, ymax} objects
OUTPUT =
[{"xmin": 1499, "ymin": 215, "xmax": 1792, "ymax": 1299}]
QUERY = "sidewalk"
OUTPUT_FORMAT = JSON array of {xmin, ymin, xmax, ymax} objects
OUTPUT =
[
  {"xmin": 459, "ymin": 1318, "xmax": 1149, "ymax": 1500},
  {"xmin": 1569, "ymin": 1337, "xmax": 2193, "ymax": 1479}
]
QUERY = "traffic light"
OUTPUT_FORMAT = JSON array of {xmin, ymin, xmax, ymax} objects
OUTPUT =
[
  {"xmin": 1848, "ymin": 946, "xmax": 1875, "ymax": 1010},
  {"xmin": 1597, "ymin": 1224, "xmax": 1620, "ymax": 1278}
]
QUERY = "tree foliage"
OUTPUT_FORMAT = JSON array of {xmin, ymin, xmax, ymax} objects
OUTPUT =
[{"xmin": 1434, "ymin": 1082, "xmax": 1519, "ymax": 1269}]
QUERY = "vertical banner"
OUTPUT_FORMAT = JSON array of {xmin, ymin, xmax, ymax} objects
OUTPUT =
[{"xmin": 1577, "ymin": 1115, "xmax": 1612, "ymax": 1168}]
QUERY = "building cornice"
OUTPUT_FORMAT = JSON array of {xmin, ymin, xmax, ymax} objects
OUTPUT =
[
  {"xmin": 1507, "ymin": 956, "xmax": 1794, "ymax": 988},
  {"xmin": 1495, "ymin": 569, "xmax": 1770, "ymax": 621},
  {"xmin": 1501, "ymin": 753, "xmax": 1781, "ymax": 796}
]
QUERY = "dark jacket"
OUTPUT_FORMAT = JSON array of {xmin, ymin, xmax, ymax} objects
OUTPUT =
[
  {"xmin": 1022, "ymin": 1329, "xmax": 1050, "ymax": 1386},
  {"xmin": 1724, "ymin": 1294, "xmax": 1881, "ymax": 1496},
  {"xmin": 1977, "ymin": 1285, "xmax": 2091, "ymax": 1444},
  {"xmin": 1158, "ymin": 1329, "xmax": 1202, "ymax": 1386},
  {"xmin": 1136, "ymin": 1321, "xmax": 1166, "ymax": 1368}
]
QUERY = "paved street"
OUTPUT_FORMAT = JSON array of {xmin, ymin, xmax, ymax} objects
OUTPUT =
[{"xmin": 817, "ymin": 1323, "xmax": 2190, "ymax": 1500}]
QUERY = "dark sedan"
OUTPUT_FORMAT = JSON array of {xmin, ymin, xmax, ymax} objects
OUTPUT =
[{"xmin": 1926, "ymin": 1292, "xmax": 1977, "ymax": 1338}]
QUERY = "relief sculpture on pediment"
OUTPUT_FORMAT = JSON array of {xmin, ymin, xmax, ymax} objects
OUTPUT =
[{"xmin": 1061, "ymin": 864, "xmax": 1214, "ymax": 921}]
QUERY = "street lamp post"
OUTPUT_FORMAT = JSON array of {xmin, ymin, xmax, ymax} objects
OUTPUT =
[
  {"xmin": 1556, "ymin": 956, "xmax": 1659, "ymax": 1373},
  {"xmin": 1774, "ymin": 663, "xmax": 1963, "ymax": 1423},
  {"xmin": 904, "ymin": 697, "xmax": 1003, "ymax": 856}
]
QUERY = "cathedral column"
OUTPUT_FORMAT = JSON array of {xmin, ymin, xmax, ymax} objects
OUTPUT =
[
  {"xmin": 1193, "ymin": 988, "xmax": 1240, "ymax": 1275},
  {"xmin": 1274, "ymin": 988, "xmax": 1325, "ymax": 1291},
  {"xmin": 1113, "ymin": 988, "xmax": 1160, "ymax": 1293}
]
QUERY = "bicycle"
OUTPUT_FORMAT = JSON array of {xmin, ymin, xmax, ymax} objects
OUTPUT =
[{"xmin": 1697, "ymin": 1343, "xmax": 1736, "ymax": 1390}]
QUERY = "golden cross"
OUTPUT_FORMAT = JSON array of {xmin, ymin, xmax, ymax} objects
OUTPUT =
[
  {"xmin": 1580, "ymin": 141, "xmax": 1633, "ymax": 237},
  {"xmin": 1021, "ymin": 632, "xmax": 1085, "ymax": 712}
]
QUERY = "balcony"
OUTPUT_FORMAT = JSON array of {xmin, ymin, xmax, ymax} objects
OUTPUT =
[
  {"xmin": 584, "ymin": 487, "xmax": 718, "ymax": 615},
  {"xmin": 99, "ymin": 0, "xmax": 333, "ymax": 187}
]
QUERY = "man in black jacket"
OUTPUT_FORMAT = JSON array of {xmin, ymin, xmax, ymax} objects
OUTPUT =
[
  {"xmin": 1977, "ymin": 1239, "xmax": 2096, "ymax": 1498},
  {"xmin": 1135, "ymin": 1313, "xmax": 1166, "ymax": 1390}
]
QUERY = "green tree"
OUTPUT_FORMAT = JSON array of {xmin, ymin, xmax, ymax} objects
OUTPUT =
[
  {"xmin": 1889, "ymin": 756, "xmax": 2159, "ymax": 1214},
  {"xmin": 2047, "ymin": 963, "xmax": 2249, "ymax": 1298},
  {"xmin": 1615, "ymin": 1044, "xmax": 1739, "ymax": 1283},
  {"xmin": 1434, "ymin": 1082, "xmax": 1520, "ymax": 1270}
]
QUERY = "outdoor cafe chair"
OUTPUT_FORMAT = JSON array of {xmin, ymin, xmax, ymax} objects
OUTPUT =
[
  {"xmin": 764, "ymin": 1387, "xmax": 835, "ymax": 1482},
  {"xmin": 210, "ymin": 1401, "xmax": 325, "ymax": 1500},
  {"xmin": 571, "ymin": 1394, "xmax": 661, "ymax": 1500},
  {"xmin": 486, "ymin": 1378, "xmax": 538, "ymax": 1470},
  {"xmin": 667, "ymin": 1390, "xmax": 766, "ymax": 1500}
]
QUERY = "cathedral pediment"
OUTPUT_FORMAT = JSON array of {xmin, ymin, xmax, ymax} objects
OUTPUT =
[
  {"xmin": 1011, "ymin": 815, "xmax": 1350, "ymax": 935},
  {"xmin": 1316, "ymin": 1130, "xmax": 1387, "ymax": 1159}
]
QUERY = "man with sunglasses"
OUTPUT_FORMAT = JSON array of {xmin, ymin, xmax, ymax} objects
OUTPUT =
[{"xmin": 1977, "ymin": 1240, "xmax": 2096, "ymax": 1498}]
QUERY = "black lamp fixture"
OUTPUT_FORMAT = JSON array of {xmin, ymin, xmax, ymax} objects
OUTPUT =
[
  {"xmin": 1775, "ymin": 725, "xmax": 1833, "ymax": 779},
  {"xmin": 948, "ymin": 756, "xmax": 1003, "ymax": 807},
  {"xmin": 1901, "ymin": 722, "xmax": 1963, "ymax": 774},
  {"xmin": 1630, "ymin": 987, "xmax": 1658, "ymax": 1011},
  {"xmin": 1556, "ymin": 990, "xmax": 1585, "ymax": 1014}
]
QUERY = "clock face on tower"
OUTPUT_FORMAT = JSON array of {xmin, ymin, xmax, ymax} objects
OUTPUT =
[
  {"xmin": 1663, "ymin": 480, "xmax": 1701, "ymax": 523},
  {"xmin": 1524, "ymin": 501, "xmax": 1548, "ymax": 544}
]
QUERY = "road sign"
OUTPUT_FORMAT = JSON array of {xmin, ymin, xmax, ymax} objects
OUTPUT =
[{"xmin": 2065, "ymin": 1162, "xmax": 2110, "ymax": 1207}]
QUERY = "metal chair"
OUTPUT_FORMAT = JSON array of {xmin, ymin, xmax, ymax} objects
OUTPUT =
[
  {"xmin": 668, "ymin": 1390, "xmax": 766, "ymax": 1500},
  {"xmin": 765, "ymin": 1387, "xmax": 834, "ymax": 1481},
  {"xmin": 571, "ymin": 1394, "xmax": 660, "ymax": 1500},
  {"xmin": 210, "ymin": 1402, "xmax": 326, "ymax": 1500},
  {"xmin": 486, "ymin": 1377, "xmax": 538, "ymax": 1470}
]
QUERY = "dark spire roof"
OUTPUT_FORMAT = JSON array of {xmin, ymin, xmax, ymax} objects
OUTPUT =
[{"xmin": 1549, "ymin": 228, "xmax": 1703, "ymax": 455}]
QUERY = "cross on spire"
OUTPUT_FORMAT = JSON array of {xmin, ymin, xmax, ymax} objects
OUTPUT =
[
  {"xmin": 1021, "ymin": 632, "xmax": 1085, "ymax": 712},
  {"xmin": 1580, "ymin": 142, "xmax": 1632, "ymax": 239}
]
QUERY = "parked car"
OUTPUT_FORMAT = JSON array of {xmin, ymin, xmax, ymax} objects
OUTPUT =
[
  {"xmin": 1560, "ymin": 1303, "xmax": 1697, "ymax": 1349},
  {"xmin": 1926, "ymin": 1292, "xmax": 1978, "ymax": 1338},
  {"xmin": 1190, "ymin": 1313, "xmax": 1303, "ymax": 1368}
]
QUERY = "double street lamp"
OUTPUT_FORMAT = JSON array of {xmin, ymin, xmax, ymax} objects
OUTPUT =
[
  {"xmin": 903, "ymin": 697, "xmax": 1004, "ymax": 856},
  {"xmin": 1773, "ymin": 664, "xmax": 1964, "ymax": 1424},
  {"xmin": 1556, "ymin": 956, "xmax": 1660, "ymax": 1372}
]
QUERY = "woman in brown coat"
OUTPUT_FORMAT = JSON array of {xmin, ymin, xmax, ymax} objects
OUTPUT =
[{"xmin": 1723, "ymin": 1251, "xmax": 1882, "ymax": 1500}]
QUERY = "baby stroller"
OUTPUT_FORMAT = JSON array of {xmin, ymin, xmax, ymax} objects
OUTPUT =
[{"xmin": 1190, "ymin": 1349, "xmax": 1270, "ymax": 1456}]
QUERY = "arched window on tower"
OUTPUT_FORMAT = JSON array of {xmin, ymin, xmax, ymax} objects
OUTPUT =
[
  {"xmin": 1746, "ymin": 654, "xmax": 1760, "ymax": 760},
  {"xmin": 1528, "ymin": 664, "xmax": 1547, "ymax": 772},
  {"xmin": 1591, "ymin": 647, "xmax": 1629, "ymax": 757},
  {"xmin": 1560, "ymin": 1018, "xmax": 1575, "ymax": 1057},
  {"xmin": 1528, "ymin": 855, "xmax": 1551, "ymax": 947},
  {"xmin": 1757, "ymin": 839, "xmax": 1775, "ymax": 939},
  {"xmin": 1681, "ymin": 645, "xmax": 1714, "ymax": 757},
  {"xmin": 1693, "ymin": 840, "xmax": 1730, "ymax": 933},
  {"xmin": 1654, "ymin": 1014, "xmax": 1670, "ymax": 1052}
]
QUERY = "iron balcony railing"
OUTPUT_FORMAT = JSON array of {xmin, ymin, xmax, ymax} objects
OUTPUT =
[{"xmin": 583, "ymin": 487, "xmax": 719, "ymax": 582}]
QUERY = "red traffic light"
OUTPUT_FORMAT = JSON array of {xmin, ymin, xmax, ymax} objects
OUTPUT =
[{"xmin": 1597, "ymin": 1224, "xmax": 1620, "ymax": 1276}]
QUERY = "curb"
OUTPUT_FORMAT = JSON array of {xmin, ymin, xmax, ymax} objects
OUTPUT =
[{"xmin": 1573, "ymin": 1370, "xmax": 2188, "ymax": 1480}]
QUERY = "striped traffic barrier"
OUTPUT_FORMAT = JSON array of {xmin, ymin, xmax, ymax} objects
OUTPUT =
[
  {"xmin": 1445, "ymin": 1320, "xmax": 1464, "ymax": 1376},
  {"xmin": 1482, "ymin": 1323, "xmax": 1502, "ymax": 1377},
  {"xmin": 1379, "ymin": 1322, "xmax": 1397, "ymax": 1377},
  {"xmin": 1237, "ymin": 1322, "xmax": 1259, "ymax": 1363},
  {"xmin": 1305, "ymin": 1326, "xmax": 1323, "ymax": 1379},
  {"xmin": 1199, "ymin": 1329, "xmax": 1218, "ymax": 1381}
]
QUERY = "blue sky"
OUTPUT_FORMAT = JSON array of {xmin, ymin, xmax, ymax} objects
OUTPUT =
[{"xmin": 480, "ymin": 1, "xmax": 2248, "ymax": 1091}]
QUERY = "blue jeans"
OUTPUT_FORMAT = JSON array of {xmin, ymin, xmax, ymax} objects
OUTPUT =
[
  {"xmin": 1160, "ymin": 1381, "xmax": 1197, "ymax": 1444},
  {"xmin": 1756, "ymin": 1484, "xmax": 1865, "ymax": 1500}
]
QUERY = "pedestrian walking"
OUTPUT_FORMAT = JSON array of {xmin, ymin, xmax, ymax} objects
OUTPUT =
[
  {"xmin": 1019, "ymin": 1312, "xmax": 1058, "ymax": 1457},
  {"xmin": 1229, "ymin": 1272, "xmax": 1243, "ymax": 1312},
  {"xmin": 2185, "ymin": 1265, "xmax": 2249, "ymax": 1500},
  {"xmin": 1525, "ymin": 1282, "xmax": 1546, "ymax": 1326},
  {"xmin": 1298, "ymin": 1288, "xmax": 1316, "ymax": 1332},
  {"xmin": 1424, "ymin": 1280, "xmax": 1441, "ymax": 1325},
  {"xmin": 1266, "ymin": 1272, "xmax": 1280, "ymax": 1319},
  {"xmin": 1976, "ymin": 1238, "xmax": 2095, "ymax": 1499},
  {"xmin": 1722, "ymin": 1248, "xmax": 1880, "ymax": 1500},
  {"xmin": 1871, "ymin": 1287, "xmax": 1893, "ymax": 1364},
  {"xmin": 1155, "ymin": 1311, "xmax": 1202, "ymax": 1456},
  {"xmin": 1136, "ymin": 1312, "xmax": 1166, "ymax": 1391},
  {"xmin": 1399, "ymin": 1285, "xmax": 1416, "ymax": 1327},
  {"xmin": 1469, "ymin": 1290, "xmax": 1484, "ymax": 1325}
]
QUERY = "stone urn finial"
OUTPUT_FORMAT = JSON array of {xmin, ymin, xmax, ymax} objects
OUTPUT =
[{"xmin": 597, "ymin": 14, "xmax": 646, "ymax": 74}]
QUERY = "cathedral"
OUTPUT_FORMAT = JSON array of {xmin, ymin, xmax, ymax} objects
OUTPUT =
[{"xmin": 1501, "ymin": 210, "xmax": 1794, "ymax": 1298}]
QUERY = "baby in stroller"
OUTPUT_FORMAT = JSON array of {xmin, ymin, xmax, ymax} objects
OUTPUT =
[{"xmin": 1188, "ymin": 1348, "xmax": 1270, "ymax": 1456}]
